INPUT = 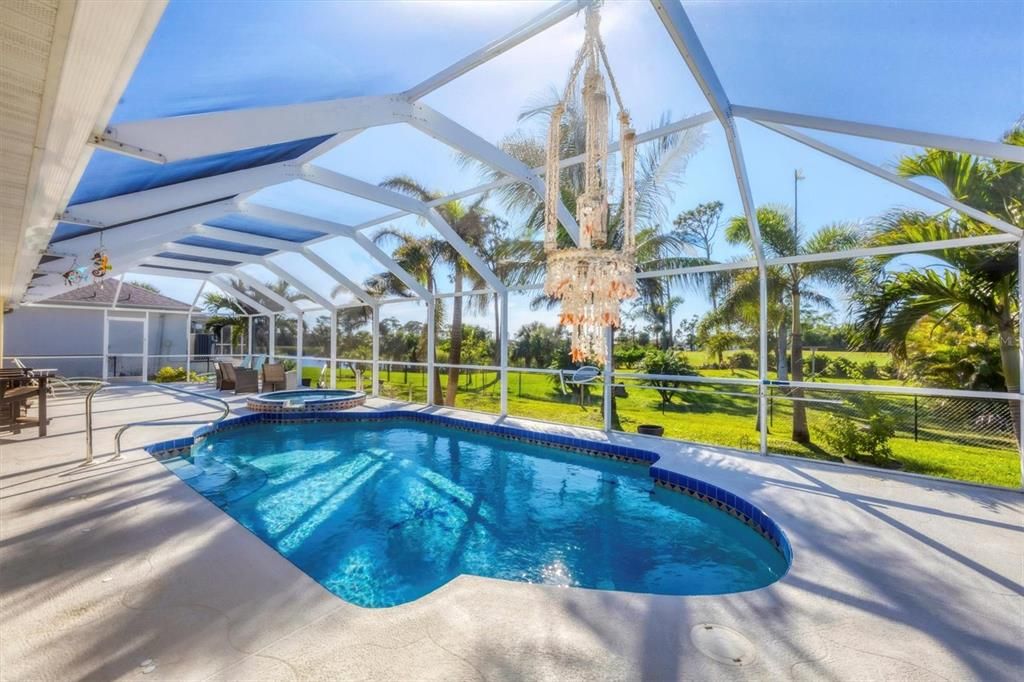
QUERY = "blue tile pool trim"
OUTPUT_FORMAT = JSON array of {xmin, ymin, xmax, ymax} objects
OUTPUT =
[{"xmin": 145, "ymin": 411, "xmax": 791, "ymax": 563}]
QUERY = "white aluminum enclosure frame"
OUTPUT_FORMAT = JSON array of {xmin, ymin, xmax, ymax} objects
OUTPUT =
[{"xmin": 14, "ymin": 0, "xmax": 1022, "ymax": 486}]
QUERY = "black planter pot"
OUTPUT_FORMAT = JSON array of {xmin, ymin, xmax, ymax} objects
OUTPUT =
[{"xmin": 637, "ymin": 424, "xmax": 665, "ymax": 437}]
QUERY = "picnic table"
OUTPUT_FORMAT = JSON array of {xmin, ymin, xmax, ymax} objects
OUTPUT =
[{"xmin": 0, "ymin": 367, "xmax": 56, "ymax": 436}]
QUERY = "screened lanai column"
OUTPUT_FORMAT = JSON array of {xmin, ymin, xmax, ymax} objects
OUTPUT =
[
  {"xmin": 499, "ymin": 291, "xmax": 509, "ymax": 416},
  {"xmin": 426, "ymin": 298, "xmax": 436, "ymax": 405},
  {"xmin": 269, "ymin": 313, "xmax": 276, "ymax": 361},
  {"xmin": 330, "ymin": 309, "xmax": 337, "ymax": 389},
  {"xmin": 371, "ymin": 304, "xmax": 380, "ymax": 398}
]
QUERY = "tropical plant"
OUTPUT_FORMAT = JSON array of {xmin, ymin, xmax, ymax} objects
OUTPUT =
[
  {"xmin": 853, "ymin": 123, "xmax": 1023, "ymax": 439},
  {"xmin": 638, "ymin": 349, "xmax": 696, "ymax": 405},
  {"xmin": 356, "ymin": 177, "xmax": 495, "ymax": 406},
  {"xmin": 821, "ymin": 395, "xmax": 898, "ymax": 463},
  {"xmin": 715, "ymin": 206, "xmax": 861, "ymax": 442}
]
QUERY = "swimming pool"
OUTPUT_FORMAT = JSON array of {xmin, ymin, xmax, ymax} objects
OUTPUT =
[
  {"xmin": 156, "ymin": 414, "xmax": 789, "ymax": 607},
  {"xmin": 246, "ymin": 389, "xmax": 365, "ymax": 413}
]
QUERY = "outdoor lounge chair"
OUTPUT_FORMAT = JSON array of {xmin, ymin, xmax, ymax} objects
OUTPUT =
[
  {"xmin": 262, "ymin": 363, "xmax": 286, "ymax": 392},
  {"xmin": 11, "ymin": 358, "xmax": 98, "ymax": 396},
  {"xmin": 220, "ymin": 362, "xmax": 259, "ymax": 394}
]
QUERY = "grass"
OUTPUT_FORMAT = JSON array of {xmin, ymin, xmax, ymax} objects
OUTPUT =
[{"xmin": 303, "ymin": 361, "xmax": 1020, "ymax": 489}]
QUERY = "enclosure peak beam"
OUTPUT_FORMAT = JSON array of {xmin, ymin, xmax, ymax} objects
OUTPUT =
[
  {"xmin": 758, "ymin": 121, "xmax": 1023, "ymax": 237},
  {"xmin": 735, "ymin": 106, "xmax": 1024, "ymax": 163},
  {"xmin": 402, "ymin": 1, "xmax": 584, "ymax": 101}
]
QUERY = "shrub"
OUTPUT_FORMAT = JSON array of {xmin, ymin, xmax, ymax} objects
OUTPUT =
[
  {"xmin": 638, "ymin": 350, "xmax": 697, "ymax": 405},
  {"xmin": 728, "ymin": 351, "xmax": 755, "ymax": 370},
  {"xmin": 822, "ymin": 356, "xmax": 862, "ymax": 380},
  {"xmin": 803, "ymin": 355, "xmax": 828, "ymax": 376},
  {"xmin": 153, "ymin": 366, "xmax": 201, "ymax": 383},
  {"xmin": 859, "ymin": 360, "xmax": 880, "ymax": 379},
  {"xmin": 821, "ymin": 395, "xmax": 898, "ymax": 463}
]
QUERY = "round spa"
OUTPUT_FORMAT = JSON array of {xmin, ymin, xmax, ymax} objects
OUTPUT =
[{"xmin": 246, "ymin": 389, "xmax": 366, "ymax": 413}]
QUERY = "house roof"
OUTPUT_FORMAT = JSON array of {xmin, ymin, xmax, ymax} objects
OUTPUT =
[{"xmin": 43, "ymin": 281, "xmax": 196, "ymax": 311}]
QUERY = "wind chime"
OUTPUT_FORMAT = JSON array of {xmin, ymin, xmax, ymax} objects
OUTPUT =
[
  {"xmin": 61, "ymin": 233, "xmax": 113, "ymax": 287},
  {"xmin": 543, "ymin": 3, "xmax": 637, "ymax": 364}
]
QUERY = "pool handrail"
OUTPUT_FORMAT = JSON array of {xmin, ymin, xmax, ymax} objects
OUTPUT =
[{"xmin": 83, "ymin": 382, "xmax": 232, "ymax": 465}]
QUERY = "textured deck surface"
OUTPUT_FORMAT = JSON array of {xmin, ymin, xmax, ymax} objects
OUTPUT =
[{"xmin": 1, "ymin": 384, "xmax": 1021, "ymax": 681}]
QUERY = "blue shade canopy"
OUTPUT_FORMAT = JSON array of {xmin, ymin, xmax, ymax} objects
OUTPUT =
[
  {"xmin": 155, "ymin": 252, "xmax": 242, "ymax": 267},
  {"xmin": 68, "ymin": 137, "xmax": 331, "ymax": 206},
  {"xmin": 137, "ymin": 263, "xmax": 213, "ymax": 275},
  {"xmin": 51, "ymin": 222, "xmax": 97, "ymax": 243},
  {"xmin": 175, "ymin": 235, "xmax": 275, "ymax": 256},
  {"xmin": 206, "ymin": 214, "xmax": 324, "ymax": 243}
]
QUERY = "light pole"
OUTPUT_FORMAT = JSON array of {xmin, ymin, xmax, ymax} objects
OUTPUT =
[{"xmin": 794, "ymin": 169, "xmax": 805, "ymax": 232}]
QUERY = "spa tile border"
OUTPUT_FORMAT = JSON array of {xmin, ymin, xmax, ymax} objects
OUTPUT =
[{"xmin": 145, "ymin": 411, "xmax": 791, "ymax": 564}]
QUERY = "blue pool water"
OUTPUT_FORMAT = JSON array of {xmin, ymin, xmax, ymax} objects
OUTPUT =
[
  {"xmin": 166, "ymin": 420, "xmax": 788, "ymax": 607},
  {"xmin": 257, "ymin": 389, "xmax": 360, "ymax": 402}
]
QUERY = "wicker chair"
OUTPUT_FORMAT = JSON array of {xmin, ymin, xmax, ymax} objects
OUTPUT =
[
  {"xmin": 262, "ymin": 363, "xmax": 286, "ymax": 392},
  {"xmin": 220, "ymin": 362, "xmax": 259, "ymax": 394}
]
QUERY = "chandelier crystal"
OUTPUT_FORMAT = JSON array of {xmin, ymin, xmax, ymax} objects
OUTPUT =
[{"xmin": 543, "ymin": 3, "xmax": 637, "ymax": 364}]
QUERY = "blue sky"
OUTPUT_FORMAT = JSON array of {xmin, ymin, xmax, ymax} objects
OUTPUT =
[{"xmin": 86, "ymin": 0, "xmax": 1022, "ymax": 333}]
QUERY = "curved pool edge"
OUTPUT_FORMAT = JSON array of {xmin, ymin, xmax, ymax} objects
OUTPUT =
[{"xmin": 144, "ymin": 410, "xmax": 792, "ymax": 568}]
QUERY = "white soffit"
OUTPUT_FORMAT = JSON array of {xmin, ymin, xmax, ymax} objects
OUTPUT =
[{"xmin": 1, "ymin": 0, "xmax": 167, "ymax": 305}]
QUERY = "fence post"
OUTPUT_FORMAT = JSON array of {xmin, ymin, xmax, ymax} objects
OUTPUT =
[{"xmin": 914, "ymin": 396, "xmax": 919, "ymax": 441}]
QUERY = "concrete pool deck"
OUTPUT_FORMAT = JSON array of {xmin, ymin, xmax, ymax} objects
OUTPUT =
[{"xmin": 1, "ymin": 384, "xmax": 1021, "ymax": 681}]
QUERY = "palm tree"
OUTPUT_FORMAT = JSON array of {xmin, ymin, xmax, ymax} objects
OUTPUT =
[
  {"xmin": 356, "ymin": 177, "xmax": 495, "ymax": 406},
  {"xmin": 853, "ymin": 124, "xmax": 1023, "ymax": 440},
  {"xmin": 718, "ymin": 206, "xmax": 860, "ymax": 443}
]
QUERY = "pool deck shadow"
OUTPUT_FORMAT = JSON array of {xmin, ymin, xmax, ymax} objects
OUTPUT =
[{"xmin": 0, "ymin": 384, "xmax": 1020, "ymax": 681}]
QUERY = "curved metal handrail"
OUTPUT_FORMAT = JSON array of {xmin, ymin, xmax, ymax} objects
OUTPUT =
[{"xmin": 83, "ymin": 383, "xmax": 231, "ymax": 466}]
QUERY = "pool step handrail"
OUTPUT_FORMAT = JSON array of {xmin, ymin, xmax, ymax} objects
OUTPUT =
[{"xmin": 83, "ymin": 383, "xmax": 231, "ymax": 465}]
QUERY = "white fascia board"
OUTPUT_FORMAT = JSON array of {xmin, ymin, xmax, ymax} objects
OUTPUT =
[
  {"xmin": 758, "ymin": 121, "xmax": 1023, "ymax": 237},
  {"xmin": 193, "ymin": 225, "xmax": 304, "ymax": 253},
  {"xmin": 649, "ymin": 1, "xmax": 731, "ymax": 120},
  {"xmin": 734, "ymin": 106, "xmax": 1024, "ymax": 164},
  {"xmin": 402, "ymin": 1, "xmax": 582, "ymax": 101},
  {"xmin": 45, "ymin": 200, "xmax": 236, "ymax": 267},
  {"xmin": 61, "ymin": 163, "xmax": 294, "ymax": 226},
  {"xmin": 300, "ymin": 165, "xmax": 424, "ymax": 213},
  {"xmin": 300, "ymin": 166, "xmax": 504, "ymax": 292},
  {"xmin": 133, "ymin": 265, "xmax": 212, "ymax": 281},
  {"xmin": 350, "ymin": 233, "xmax": 431, "ymax": 300},
  {"xmin": 237, "ymin": 202, "xmax": 354, "ymax": 237},
  {"xmin": 103, "ymin": 95, "xmax": 412, "ymax": 162},
  {"xmin": 230, "ymin": 269, "xmax": 300, "ymax": 314},
  {"xmin": 262, "ymin": 259, "xmax": 335, "ymax": 311},
  {"xmin": 142, "ymin": 256, "xmax": 220, "ymax": 273},
  {"xmin": 423, "ymin": 208, "xmax": 505, "ymax": 293},
  {"xmin": 299, "ymin": 250, "xmax": 375, "ymax": 305},
  {"xmin": 404, "ymin": 102, "xmax": 580, "ymax": 243},
  {"xmin": 211, "ymin": 274, "xmax": 274, "ymax": 315}
]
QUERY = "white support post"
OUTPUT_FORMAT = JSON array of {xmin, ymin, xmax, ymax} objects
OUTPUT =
[
  {"xmin": 102, "ymin": 309, "xmax": 109, "ymax": 381},
  {"xmin": 143, "ymin": 312, "xmax": 150, "ymax": 382},
  {"xmin": 652, "ymin": 0, "xmax": 769, "ymax": 455},
  {"xmin": 604, "ymin": 326, "xmax": 614, "ymax": 432},
  {"xmin": 186, "ymin": 280, "xmax": 206, "ymax": 380},
  {"xmin": 426, "ymin": 298, "xmax": 436, "ymax": 405},
  {"xmin": 371, "ymin": 304, "xmax": 381, "ymax": 398},
  {"xmin": 1018, "ymin": 240, "xmax": 1024, "ymax": 489},
  {"xmin": 500, "ymin": 290, "xmax": 509, "ymax": 417},
  {"xmin": 296, "ymin": 314, "xmax": 304, "ymax": 386},
  {"xmin": 247, "ymin": 316, "xmax": 254, "ymax": 358},
  {"xmin": 269, "ymin": 313, "xmax": 276, "ymax": 361},
  {"xmin": 330, "ymin": 309, "xmax": 337, "ymax": 389}
]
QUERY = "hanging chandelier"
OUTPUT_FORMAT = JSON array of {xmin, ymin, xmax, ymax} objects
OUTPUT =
[{"xmin": 543, "ymin": 3, "xmax": 637, "ymax": 365}]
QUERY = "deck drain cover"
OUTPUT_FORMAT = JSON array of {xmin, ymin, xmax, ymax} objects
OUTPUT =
[{"xmin": 690, "ymin": 624, "xmax": 756, "ymax": 666}]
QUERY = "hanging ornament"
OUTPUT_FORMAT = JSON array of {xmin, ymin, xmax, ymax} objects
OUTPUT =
[
  {"xmin": 91, "ymin": 232, "xmax": 113, "ymax": 285},
  {"xmin": 61, "ymin": 259, "xmax": 91, "ymax": 287},
  {"xmin": 543, "ymin": 3, "xmax": 637, "ymax": 364}
]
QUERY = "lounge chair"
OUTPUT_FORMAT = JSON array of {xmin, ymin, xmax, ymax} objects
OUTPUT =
[
  {"xmin": 219, "ymin": 362, "xmax": 259, "ymax": 394},
  {"xmin": 262, "ymin": 363, "xmax": 286, "ymax": 392},
  {"xmin": 11, "ymin": 358, "xmax": 98, "ymax": 396}
]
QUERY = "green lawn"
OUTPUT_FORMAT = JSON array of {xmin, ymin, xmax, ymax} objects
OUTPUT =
[{"xmin": 305, "ymin": 364, "xmax": 1020, "ymax": 488}]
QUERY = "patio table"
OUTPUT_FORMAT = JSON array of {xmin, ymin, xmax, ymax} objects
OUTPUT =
[{"xmin": 0, "ymin": 368, "xmax": 55, "ymax": 436}]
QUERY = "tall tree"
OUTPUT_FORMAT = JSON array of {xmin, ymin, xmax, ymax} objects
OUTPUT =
[
  {"xmin": 719, "ymin": 206, "xmax": 860, "ymax": 443},
  {"xmin": 853, "ymin": 124, "xmax": 1023, "ymax": 440}
]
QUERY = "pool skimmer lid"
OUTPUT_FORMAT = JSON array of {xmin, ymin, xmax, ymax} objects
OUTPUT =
[{"xmin": 690, "ymin": 624, "xmax": 756, "ymax": 667}]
